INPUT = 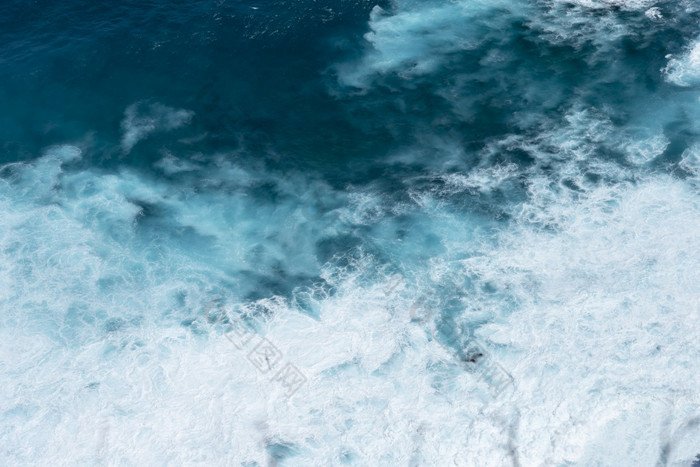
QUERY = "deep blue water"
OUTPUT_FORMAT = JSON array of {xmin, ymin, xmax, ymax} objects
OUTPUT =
[{"xmin": 1, "ymin": 0, "xmax": 700, "ymax": 465}]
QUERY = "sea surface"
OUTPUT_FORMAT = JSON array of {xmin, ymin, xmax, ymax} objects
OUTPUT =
[{"xmin": 1, "ymin": 0, "xmax": 700, "ymax": 465}]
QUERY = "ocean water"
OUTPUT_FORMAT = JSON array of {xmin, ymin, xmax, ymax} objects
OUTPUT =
[{"xmin": 1, "ymin": 0, "xmax": 699, "ymax": 465}]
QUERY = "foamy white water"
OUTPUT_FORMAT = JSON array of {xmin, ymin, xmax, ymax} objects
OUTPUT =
[
  {"xmin": 1, "ymin": 133, "xmax": 699, "ymax": 465},
  {"xmin": 2, "ymin": 0, "xmax": 700, "ymax": 465}
]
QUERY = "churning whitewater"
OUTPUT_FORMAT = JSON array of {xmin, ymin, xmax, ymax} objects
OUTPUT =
[{"xmin": 0, "ymin": 0, "xmax": 699, "ymax": 465}]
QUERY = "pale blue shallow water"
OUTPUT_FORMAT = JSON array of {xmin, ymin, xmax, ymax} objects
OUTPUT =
[{"xmin": 1, "ymin": 0, "xmax": 700, "ymax": 465}]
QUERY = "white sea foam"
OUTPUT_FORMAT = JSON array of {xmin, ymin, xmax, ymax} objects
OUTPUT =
[
  {"xmin": 1, "ymin": 140, "xmax": 699, "ymax": 465},
  {"xmin": 337, "ymin": 0, "xmax": 652, "ymax": 89},
  {"xmin": 623, "ymin": 132, "xmax": 670, "ymax": 165},
  {"xmin": 569, "ymin": 0, "xmax": 656, "ymax": 9},
  {"xmin": 0, "ymin": 146, "xmax": 494, "ymax": 465},
  {"xmin": 459, "ymin": 176, "xmax": 700, "ymax": 465},
  {"xmin": 336, "ymin": 0, "xmax": 522, "ymax": 88},
  {"xmin": 645, "ymin": 6, "xmax": 663, "ymax": 21},
  {"xmin": 680, "ymin": 144, "xmax": 700, "ymax": 175},
  {"xmin": 664, "ymin": 39, "xmax": 700, "ymax": 87},
  {"xmin": 120, "ymin": 102, "xmax": 194, "ymax": 153},
  {"xmin": 435, "ymin": 165, "xmax": 520, "ymax": 195}
]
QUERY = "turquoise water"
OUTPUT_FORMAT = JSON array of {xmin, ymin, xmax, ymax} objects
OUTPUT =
[{"xmin": 1, "ymin": 0, "xmax": 700, "ymax": 465}]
